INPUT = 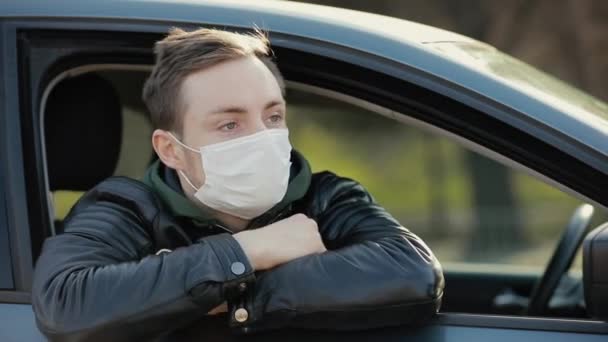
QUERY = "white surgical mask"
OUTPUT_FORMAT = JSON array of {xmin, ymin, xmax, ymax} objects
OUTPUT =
[{"xmin": 169, "ymin": 129, "xmax": 292, "ymax": 220}]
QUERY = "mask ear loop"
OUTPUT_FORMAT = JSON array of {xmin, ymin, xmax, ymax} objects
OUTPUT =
[
  {"xmin": 167, "ymin": 132, "xmax": 199, "ymax": 153},
  {"xmin": 167, "ymin": 132, "xmax": 201, "ymax": 191},
  {"xmin": 178, "ymin": 170, "xmax": 199, "ymax": 191}
]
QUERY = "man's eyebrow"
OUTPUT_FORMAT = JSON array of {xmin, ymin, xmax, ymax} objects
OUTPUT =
[
  {"xmin": 264, "ymin": 100, "xmax": 286, "ymax": 110},
  {"xmin": 208, "ymin": 100, "xmax": 285, "ymax": 115},
  {"xmin": 208, "ymin": 106, "xmax": 248, "ymax": 115}
]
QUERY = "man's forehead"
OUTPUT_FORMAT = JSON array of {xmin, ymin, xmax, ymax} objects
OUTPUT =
[{"xmin": 180, "ymin": 56, "xmax": 284, "ymax": 112}]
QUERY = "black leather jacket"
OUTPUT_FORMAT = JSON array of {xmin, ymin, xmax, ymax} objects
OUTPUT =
[{"xmin": 32, "ymin": 170, "xmax": 444, "ymax": 341}]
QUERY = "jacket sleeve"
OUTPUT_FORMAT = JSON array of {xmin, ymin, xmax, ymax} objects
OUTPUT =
[
  {"xmin": 239, "ymin": 172, "xmax": 444, "ymax": 332},
  {"xmin": 32, "ymin": 179, "xmax": 255, "ymax": 341}
]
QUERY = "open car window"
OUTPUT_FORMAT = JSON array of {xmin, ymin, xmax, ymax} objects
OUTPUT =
[
  {"xmin": 285, "ymin": 86, "xmax": 586, "ymax": 271},
  {"xmin": 45, "ymin": 68, "xmax": 587, "ymax": 270}
]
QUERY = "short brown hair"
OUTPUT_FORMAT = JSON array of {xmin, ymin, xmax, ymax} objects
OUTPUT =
[{"xmin": 142, "ymin": 27, "xmax": 285, "ymax": 133}]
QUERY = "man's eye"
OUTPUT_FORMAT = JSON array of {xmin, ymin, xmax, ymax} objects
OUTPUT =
[
  {"xmin": 221, "ymin": 122, "xmax": 237, "ymax": 130},
  {"xmin": 269, "ymin": 114, "xmax": 283, "ymax": 123}
]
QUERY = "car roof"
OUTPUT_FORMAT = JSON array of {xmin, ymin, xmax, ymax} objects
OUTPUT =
[{"xmin": 3, "ymin": 0, "xmax": 608, "ymax": 162}]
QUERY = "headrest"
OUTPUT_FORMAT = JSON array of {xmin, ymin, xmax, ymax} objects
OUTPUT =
[{"xmin": 45, "ymin": 73, "xmax": 123, "ymax": 191}]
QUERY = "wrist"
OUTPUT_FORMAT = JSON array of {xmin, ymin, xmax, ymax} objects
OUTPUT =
[{"xmin": 233, "ymin": 230, "xmax": 267, "ymax": 271}]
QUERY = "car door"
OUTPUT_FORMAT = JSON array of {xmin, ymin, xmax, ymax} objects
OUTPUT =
[
  {"xmin": 0, "ymin": 150, "xmax": 34, "ymax": 341},
  {"xmin": 0, "ymin": 20, "xmax": 45, "ymax": 342},
  {"xmin": 4, "ymin": 8, "xmax": 608, "ymax": 342}
]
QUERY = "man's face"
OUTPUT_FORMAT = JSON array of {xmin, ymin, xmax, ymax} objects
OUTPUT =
[{"xmin": 176, "ymin": 56, "xmax": 287, "ymax": 189}]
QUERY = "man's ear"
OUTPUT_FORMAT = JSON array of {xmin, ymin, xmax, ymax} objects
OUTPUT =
[{"xmin": 152, "ymin": 129, "xmax": 187, "ymax": 170}]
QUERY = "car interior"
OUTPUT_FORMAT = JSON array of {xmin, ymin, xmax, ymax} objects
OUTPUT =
[{"xmin": 40, "ymin": 66, "xmax": 608, "ymax": 324}]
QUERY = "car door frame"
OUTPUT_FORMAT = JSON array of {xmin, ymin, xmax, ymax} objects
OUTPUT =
[
  {"xmin": 0, "ymin": 21, "xmax": 14, "ymax": 293},
  {"xmin": 5, "ymin": 16, "xmax": 608, "ymax": 338},
  {"xmin": 0, "ymin": 20, "xmax": 34, "ymax": 304},
  {"xmin": 0, "ymin": 105, "xmax": 15, "ymax": 292}
]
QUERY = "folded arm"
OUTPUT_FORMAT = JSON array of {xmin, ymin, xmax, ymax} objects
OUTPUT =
[{"xmin": 241, "ymin": 172, "xmax": 444, "ymax": 332}]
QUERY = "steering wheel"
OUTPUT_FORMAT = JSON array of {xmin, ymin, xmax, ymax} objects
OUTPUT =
[{"xmin": 526, "ymin": 204, "xmax": 594, "ymax": 316}]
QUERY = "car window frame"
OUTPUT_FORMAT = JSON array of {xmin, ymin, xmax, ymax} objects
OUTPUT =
[{"xmin": 0, "ymin": 21, "xmax": 13, "ymax": 292}]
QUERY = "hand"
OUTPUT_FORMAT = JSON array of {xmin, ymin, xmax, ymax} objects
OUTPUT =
[{"xmin": 234, "ymin": 214, "xmax": 326, "ymax": 271}]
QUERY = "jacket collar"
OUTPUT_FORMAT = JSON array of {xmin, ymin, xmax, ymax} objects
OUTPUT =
[{"xmin": 142, "ymin": 150, "xmax": 312, "ymax": 229}]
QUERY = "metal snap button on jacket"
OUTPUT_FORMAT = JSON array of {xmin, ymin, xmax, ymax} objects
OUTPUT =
[
  {"xmin": 234, "ymin": 308, "xmax": 249, "ymax": 323},
  {"xmin": 230, "ymin": 262, "xmax": 245, "ymax": 275}
]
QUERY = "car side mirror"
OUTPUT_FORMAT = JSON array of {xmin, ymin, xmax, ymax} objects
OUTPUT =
[{"xmin": 583, "ymin": 222, "xmax": 608, "ymax": 321}]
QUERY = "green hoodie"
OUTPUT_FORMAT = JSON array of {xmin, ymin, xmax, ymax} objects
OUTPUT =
[{"xmin": 142, "ymin": 150, "xmax": 312, "ymax": 229}]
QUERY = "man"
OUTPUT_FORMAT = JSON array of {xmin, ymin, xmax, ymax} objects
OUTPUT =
[{"xmin": 32, "ymin": 28, "xmax": 444, "ymax": 341}]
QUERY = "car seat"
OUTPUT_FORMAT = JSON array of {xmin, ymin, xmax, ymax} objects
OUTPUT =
[{"xmin": 44, "ymin": 73, "xmax": 123, "ymax": 233}]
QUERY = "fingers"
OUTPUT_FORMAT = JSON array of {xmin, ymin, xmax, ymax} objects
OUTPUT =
[{"xmin": 286, "ymin": 214, "xmax": 326, "ymax": 253}]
